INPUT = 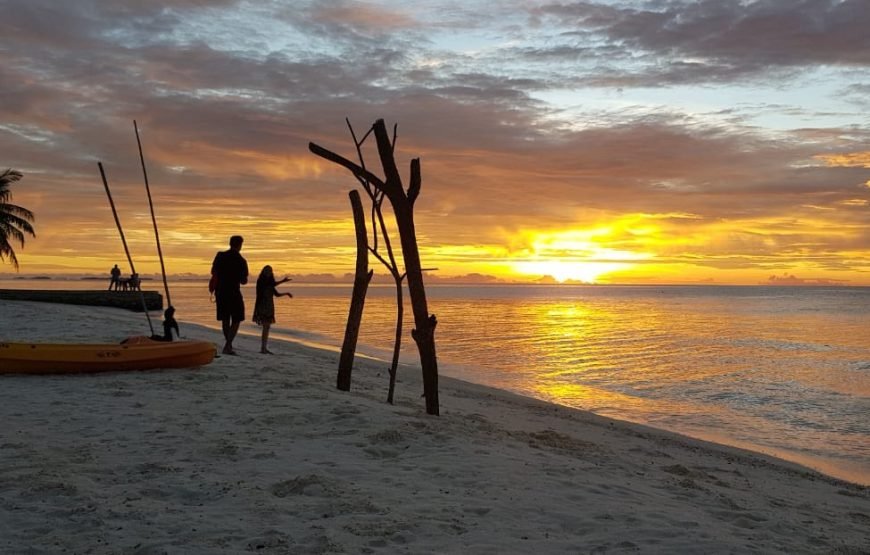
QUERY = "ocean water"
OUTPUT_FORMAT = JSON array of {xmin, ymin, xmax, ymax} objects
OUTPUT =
[{"xmin": 3, "ymin": 278, "xmax": 869, "ymax": 484}]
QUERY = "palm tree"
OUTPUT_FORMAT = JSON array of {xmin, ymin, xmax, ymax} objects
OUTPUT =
[{"xmin": 0, "ymin": 169, "xmax": 36, "ymax": 270}]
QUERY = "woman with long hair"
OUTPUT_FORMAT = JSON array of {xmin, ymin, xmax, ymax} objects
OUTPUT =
[{"xmin": 252, "ymin": 265, "xmax": 292, "ymax": 354}]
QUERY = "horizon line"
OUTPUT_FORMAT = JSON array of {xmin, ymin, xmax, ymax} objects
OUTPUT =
[{"xmin": 0, "ymin": 273, "xmax": 860, "ymax": 287}]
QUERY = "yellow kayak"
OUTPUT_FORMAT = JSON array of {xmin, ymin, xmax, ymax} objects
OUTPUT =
[{"xmin": 0, "ymin": 337, "xmax": 216, "ymax": 374}]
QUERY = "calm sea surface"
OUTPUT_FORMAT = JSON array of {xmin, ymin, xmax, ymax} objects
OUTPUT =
[{"xmin": 4, "ymin": 279, "xmax": 869, "ymax": 484}]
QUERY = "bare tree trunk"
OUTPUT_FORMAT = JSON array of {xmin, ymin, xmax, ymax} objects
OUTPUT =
[
  {"xmin": 386, "ymin": 277, "xmax": 403, "ymax": 404},
  {"xmin": 337, "ymin": 190, "xmax": 372, "ymax": 391},
  {"xmin": 309, "ymin": 118, "xmax": 440, "ymax": 415},
  {"xmin": 370, "ymin": 121, "xmax": 440, "ymax": 415},
  {"xmin": 390, "ymin": 202, "xmax": 439, "ymax": 414}
]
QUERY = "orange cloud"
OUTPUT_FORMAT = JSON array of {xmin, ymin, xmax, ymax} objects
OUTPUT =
[{"xmin": 815, "ymin": 151, "xmax": 870, "ymax": 168}]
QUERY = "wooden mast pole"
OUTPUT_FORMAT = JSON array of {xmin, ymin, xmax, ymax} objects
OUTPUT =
[
  {"xmin": 98, "ymin": 161, "xmax": 154, "ymax": 333},
  {"xmin": 134, "ymin": 120, "xmax": 172, "ymax": 309}
]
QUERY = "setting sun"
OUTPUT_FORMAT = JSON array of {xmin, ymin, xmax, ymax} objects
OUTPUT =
[
  {"xmin": 512, "ymin": 260, "xmax": 631, "ymax": 283},
  {"xmin": 507, "ymin": 227, "xmax": 652, "ymax": 283}
]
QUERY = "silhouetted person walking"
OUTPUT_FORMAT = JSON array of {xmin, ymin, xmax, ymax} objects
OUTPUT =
[{"xmin": 211, "ymin": 235, "xmax": 248, "ymax": 355}]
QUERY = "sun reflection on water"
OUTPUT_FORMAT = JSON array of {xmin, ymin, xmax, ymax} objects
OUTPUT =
[{"xmin": 5, "ymin": 279, "xmax": 868, "ymax": 483}]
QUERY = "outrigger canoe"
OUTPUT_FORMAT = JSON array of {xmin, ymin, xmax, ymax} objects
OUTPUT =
[{"xmin": 0, "ymin": 337, "xmax": 216, "ymax": 374}]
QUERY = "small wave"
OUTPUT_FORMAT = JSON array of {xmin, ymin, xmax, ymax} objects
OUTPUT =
[
  {"xmin": 849, "ymin": 361, "xmax": 870, "ymax": 372},
  {"xmin": 265, "ymin": 327, "xmax": 342, "ymax": 354},
  {"xmin": 728, "ymin": 337, "xmax": 833, "ymax": 352}
]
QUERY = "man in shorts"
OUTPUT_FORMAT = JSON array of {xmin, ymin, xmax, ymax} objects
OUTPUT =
[{"xmin": 211, "ymin": 235, "xmax": 249, "ymax": 355}]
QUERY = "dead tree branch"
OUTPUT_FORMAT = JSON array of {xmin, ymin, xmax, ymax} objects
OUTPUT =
[{"xmin": 309, "ymin": 118, "xmax": 440, "ymax": 415}]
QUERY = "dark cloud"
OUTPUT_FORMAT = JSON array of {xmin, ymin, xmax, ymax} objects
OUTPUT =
[
  {"xmin": 533, "ymin": 0, "xmax": 870, "ymax": 84},
  {"xmin": 841, "ymin": 83, "xmax": 870, "ymax": 107},
  {"xmin": 0, "ymin": 0, "xmax": 241, "ymax": 48}
]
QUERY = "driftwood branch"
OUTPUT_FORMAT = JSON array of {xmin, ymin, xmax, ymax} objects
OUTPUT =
[
  {"xmin": 336, "ymin": 189, "xmax": 373, "ymax": 391},
  {"xmin": 309, "ymin": 142, "xmax": 387, "ymax": 192},
  {"xmin": 346, "ymin": 118, "xmax": 374, "ymax": 198},
  {"xmin": 372, "ymin": 120, "xmax": 404, "ymax": 199},
  {"xmin": 408, "ymin": 159, "xmax": 421, "ymax": 206},
  {"xmin": 367, "ymin": 245, "xmax": 391, "ymax": 270}
]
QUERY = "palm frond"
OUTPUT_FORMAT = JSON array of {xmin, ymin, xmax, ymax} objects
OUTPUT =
[
  {"xmin": 0, "ymin": 169, "xmax": 35, "ymax": 270},
  {"xmin": 0, "ymin": 169, "xmax": 23, "ymax": 203},
  {"xmin": 0, "ymin": 168, "xmax": 23, "ymax": 184},
  {"xmin": 0, "ymin": 214, "xmax": 36, "ymax": 238},
  {"xmin": 0, "ymin": 221, "xmax": 27, "ymax": 244},
  {"xmin": 0, "ymin": 203, "xmax": 36, "ymax": 223},
  {"xmin": 0, "ymin": 235, "xmax": 21, "ymax": 270}
]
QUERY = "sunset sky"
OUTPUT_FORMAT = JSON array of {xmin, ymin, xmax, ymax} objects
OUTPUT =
[{"xmin": 2, "ymin": 0, "xmax": 868, "ymax": 285}]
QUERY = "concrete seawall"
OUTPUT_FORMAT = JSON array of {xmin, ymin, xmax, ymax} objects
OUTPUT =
[{"xmin": 0, "ymin": 289, "xmax": 163, "ymax": 312}]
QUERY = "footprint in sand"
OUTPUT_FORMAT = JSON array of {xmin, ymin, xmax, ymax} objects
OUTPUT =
[{"xmin": 271, "ymin": 474, "xmax": 339, "ymax": 497}]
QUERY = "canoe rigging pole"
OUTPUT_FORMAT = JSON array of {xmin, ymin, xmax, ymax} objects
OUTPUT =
[
  {"xmin": 134, "ymin": 120, "xmax": 172, "ymax": 309},
  {"xmin": 97, "ymin": 161, "xmax": 155, "ymax": 335}
]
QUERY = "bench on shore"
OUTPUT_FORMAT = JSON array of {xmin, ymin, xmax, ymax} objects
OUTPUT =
[{"xmin": 115, "ymin": 277, "xmax": 141, "ymax": 291}]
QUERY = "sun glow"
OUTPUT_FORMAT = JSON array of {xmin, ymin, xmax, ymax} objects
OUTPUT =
[
  {"xmin": 509, "ymin": 227, "xmax": 653, "ymax": 283},
  {"xmin": 514, "ymin": 260, "xmax": 632, "ymax": 283}
]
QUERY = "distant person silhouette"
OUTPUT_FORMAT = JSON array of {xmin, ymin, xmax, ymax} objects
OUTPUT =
[
  {"xmin": 109, "ymin": 264, "xmax": 121, "ymax": 290},
  {"xmin": 211, "ymin": 235, "xmax": 248, "ymax": 355},
  {"xmin": 252, "ymin": 265, "xmax": 292, "ymax": 354},
  {"xmin": 128, "ymin": 272, "xmax": 141, "ymax": 291}
]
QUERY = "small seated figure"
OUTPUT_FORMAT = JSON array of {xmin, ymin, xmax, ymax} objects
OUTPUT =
[{"xmin": 150, "ymin": 306, "xmax": 180, "ymax": 342}]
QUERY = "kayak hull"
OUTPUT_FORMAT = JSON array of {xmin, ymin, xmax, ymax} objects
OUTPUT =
[{"xmin": 0, "ymin": 339, "xmax": 216, "ymax": 374}]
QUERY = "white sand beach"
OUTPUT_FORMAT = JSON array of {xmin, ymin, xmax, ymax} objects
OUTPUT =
[{"xmin": 1, "ymin": 299, "xmax": 868, "ymax": 554}]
